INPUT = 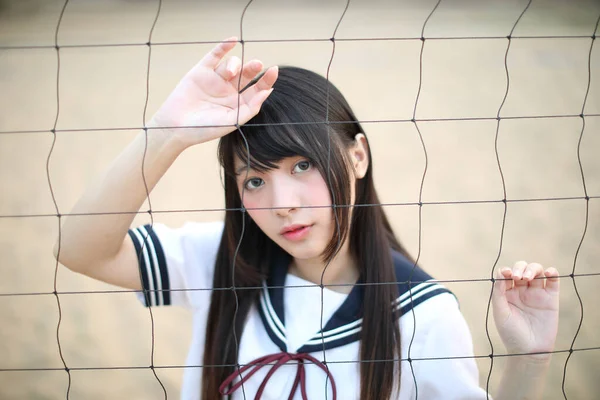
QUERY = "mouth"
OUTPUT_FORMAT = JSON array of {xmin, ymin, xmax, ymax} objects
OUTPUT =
[{"xmin": 280, "ymin": 224, "xmax": 313, "ymax": 241}]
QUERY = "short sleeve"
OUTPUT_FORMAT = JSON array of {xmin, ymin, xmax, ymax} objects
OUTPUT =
[
  {"xmin": 406, "ymin": 294, "xmax": 490, "ymax": 399},
  {"xmin": 128, "ymin": 221, "xmax": 224, "ymax": 309}
]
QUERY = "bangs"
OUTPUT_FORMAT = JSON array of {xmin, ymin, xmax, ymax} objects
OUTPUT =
[
  {"xmin": 229, "ymin": 120, "xmax": 332, "ymax": 176},
  {"xmin": 221, "ymin": 83, "xmax": 341, "ymax": 177}
]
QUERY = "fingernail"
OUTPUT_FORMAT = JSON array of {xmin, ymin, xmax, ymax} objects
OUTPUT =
[{"xmin": 524, "ymin": 271, "xmax": 533, "ymax": 279}]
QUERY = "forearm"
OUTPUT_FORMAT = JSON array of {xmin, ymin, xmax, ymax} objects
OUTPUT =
[
  {"xmin": 56, "ymin": 128, "xmax": 186, "ymax": 270},
  {"xmin": 495, "ymin": 356, "xmax": 551, "ymax": 400}
]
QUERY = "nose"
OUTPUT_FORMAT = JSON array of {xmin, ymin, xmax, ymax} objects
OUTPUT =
[{"xmin": 271, "ymin": 176, "xmax": 300, "ymax": 217}]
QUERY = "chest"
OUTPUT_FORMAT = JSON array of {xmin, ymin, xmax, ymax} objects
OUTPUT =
[{"xmin": 235, "ymin": 303, "xmax": 361, "ymax": 400}]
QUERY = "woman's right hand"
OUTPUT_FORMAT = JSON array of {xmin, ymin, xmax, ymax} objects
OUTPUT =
[{"xmin": 149, "ymin": 37, "xmax": 278, "ymax": 147}]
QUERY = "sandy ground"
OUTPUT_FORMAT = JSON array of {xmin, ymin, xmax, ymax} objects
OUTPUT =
[{"xmin": 1, "ymin": 0, "xmax": 599, "ymax": 398}]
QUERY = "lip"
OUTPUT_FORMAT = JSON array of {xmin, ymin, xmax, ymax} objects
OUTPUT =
[{"xmin": 280, "ymin": 224, "xmax": 312, "ymax": 241}]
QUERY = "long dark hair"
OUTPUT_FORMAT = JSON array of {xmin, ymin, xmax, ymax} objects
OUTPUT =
[{"xmin": 201, "ymin": 66, "xmax": 412, "ymax": 399}]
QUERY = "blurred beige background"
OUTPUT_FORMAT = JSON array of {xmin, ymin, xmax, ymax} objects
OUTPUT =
[{"xmin": 1, "ymin": 0, "xmax": 599, "ymax": 398}]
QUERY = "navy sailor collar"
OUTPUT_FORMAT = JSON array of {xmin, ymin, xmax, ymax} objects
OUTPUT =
[{"xmin": 257, "ymin": 249, "xmax": 452, "ymax": 354}]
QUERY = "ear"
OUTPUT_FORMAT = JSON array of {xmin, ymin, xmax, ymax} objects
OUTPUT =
[{"xmin": 349, "ymin": 133, "xmax": 369, "ymax": 179}]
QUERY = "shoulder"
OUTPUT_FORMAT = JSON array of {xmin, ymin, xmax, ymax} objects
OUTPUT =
[
  {"xmin": 153, "ymin": 220, "xmax": 224, "ymax": 243},
  {"xmin": 139, "ymin": 220, "xmax": 225, "ymax": 258},
  {"xmin": 392, "ymin": 249, "xmax": 436, "ymax": 287},
  {"xmin": 154, "ymin": 220, "xmax": 224, "ymax": 275},
  {"xmin": 392, "ymin": 250, "xmax": 457, "ymax": 318},
  {"xmin": 397, "ymin": 287, "xmax": 486, "ymax": 398},
  {"xmin": 390, "ymin": 251, "xmax": 486, "ymax": 398},
  {"xmin": 130, "ymin": 220, "xmax": 224, "ymax": 243},
  {"xmin": 129, "ymin": 221, "xmax": 225, "ymax": 308}
]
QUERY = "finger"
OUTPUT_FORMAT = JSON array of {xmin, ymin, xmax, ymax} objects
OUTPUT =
[
  {"xmin": 237, "ymin": 88, "xmax": 274, "ymax": 124},
  {"xmin": 241, "ymin": 65, "xmax": 279, "ymax": 102},
  {"xmin": 511, "ymin": 260, "xmax": 529, "ymax": 287},
  {"xmin": 499, "ymin": 267, "xmax": 514, "ymax": 290},
  {"xmin": 215, "ymin": 56, "xmax": 242, "ymax": 82},
  {"xmin": 500, "ymin": 267, "xmax": 513, "ymax": 278},
  {"xmin": 524, "ymin": 263, "xmax": 545, "ymax": 288},
  {"xmin": 544, "ymin": 267, "xmax": 560, "ymax": 293},
  {"xmin": 511, "ymin": 260, "xmax": 527, "ymax": 279},
  {"xmin": 237, "ymin": 60, "xmax": 264, "ymax": 90},
  {"xmin": 494, "ymin": 268, "xmax": 510, "ymax": 294},
  {"xmin": 199, "ymin": 37, "xmax": 239, "ymax": 69}
]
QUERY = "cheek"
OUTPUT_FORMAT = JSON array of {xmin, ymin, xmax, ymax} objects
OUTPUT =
[
  {"xmin": 243, "ymin": 198, "xmax": 272, "ymax": 232},
  {"xmin": 242, "ymin": 197, "xmax": 260, "ymax": 210},
  {"xmin": 243, "ymin": 198, "xmax": 262, "ymax": 220},
  {"xmin": 305, "ymin": 173, "xmax": 332, "ymax": 206}
]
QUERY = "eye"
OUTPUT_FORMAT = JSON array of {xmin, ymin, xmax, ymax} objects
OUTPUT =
[
  {"xmin": 293, "ymin": 160, "xmax": 312, "ymax": 173},
  {"xmin": 244, "ymin": 177, "xmax": 264, "ymax": 190}
]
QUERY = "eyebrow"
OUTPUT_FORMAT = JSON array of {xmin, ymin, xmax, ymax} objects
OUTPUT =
[
  {"xmin": 235, "ymin": 159, "xmax": 287, "ymax": 176},
  {"xmin": 235, "ymin": 165, "xmax": 255, "ymax": 176}
]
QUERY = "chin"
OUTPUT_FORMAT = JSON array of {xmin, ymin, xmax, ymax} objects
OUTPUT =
[{"xmin": 280, "ymin": 244, "xmax": 325, "ymax": 261}]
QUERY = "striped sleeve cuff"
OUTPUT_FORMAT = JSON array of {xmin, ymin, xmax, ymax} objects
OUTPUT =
[{"xmin": 128, "ymin": 224, "xmax": 172, "ymax": 307}]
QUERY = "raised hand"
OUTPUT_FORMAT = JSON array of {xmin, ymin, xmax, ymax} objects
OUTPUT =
[
  {"xmin": 492, "ymin": 261, "xmax": 560, "ymax": 360},
  {"xmin": 149, "ymin": 37, "xmax": 278, "ymax": 147}
]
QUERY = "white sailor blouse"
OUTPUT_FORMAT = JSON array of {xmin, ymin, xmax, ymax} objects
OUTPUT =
[{"xmin": 128, "ymin": 221, "xmax": 489, "ymax": 399}]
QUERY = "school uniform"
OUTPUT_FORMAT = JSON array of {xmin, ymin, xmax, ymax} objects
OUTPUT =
[{"xmin": 129, "ymin": 221, "xmax": 489, "ymax": 399}]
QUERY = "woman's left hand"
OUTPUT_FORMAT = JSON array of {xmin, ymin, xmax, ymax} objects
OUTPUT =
[{"xmin": 492, "ymin": 261, "xmax": 560, "ymax": 361}]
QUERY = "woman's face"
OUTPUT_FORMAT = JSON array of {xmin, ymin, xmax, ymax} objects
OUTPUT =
[{"xmin": 234, "ymin": 156, "xmax": 337, "ymax": 262}]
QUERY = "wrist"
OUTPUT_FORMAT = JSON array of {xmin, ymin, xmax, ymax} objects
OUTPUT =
[
  {"xmin": 145, "ymin": 120, "xmax": 191, "ymax": 154},
  {"xmin": 495, "ymin": 355, "xmax": 551, "ymax": 400},
  {"xmin": 503, "ymin": 344, "xmax": 555, "ymax": 363},
  {"xmin": 505, "ymin": 353, "xmax": 551, "ymax": 372}
]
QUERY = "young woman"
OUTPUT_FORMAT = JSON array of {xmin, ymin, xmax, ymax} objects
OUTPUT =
[{"xmin": 56, "ymin": 38, "xmax": 560, "ymax": 400}]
